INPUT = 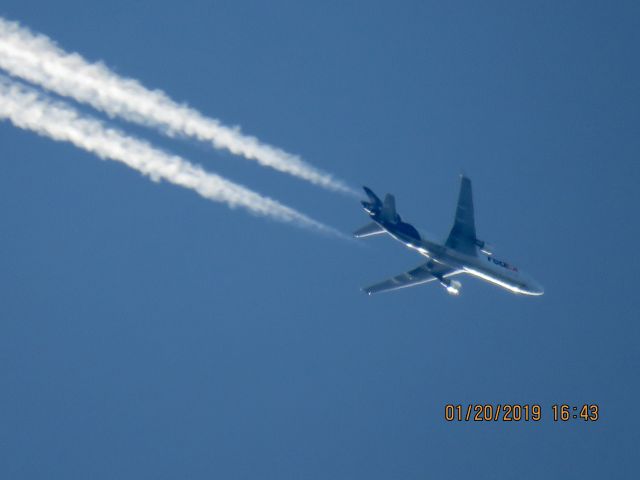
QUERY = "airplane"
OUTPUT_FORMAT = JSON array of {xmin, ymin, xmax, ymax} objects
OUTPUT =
[{"xmin": 354, "ymin": 175, "xmax": 543, "ymax": 296}]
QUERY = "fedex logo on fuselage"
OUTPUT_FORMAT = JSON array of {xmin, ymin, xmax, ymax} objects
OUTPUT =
[{"xmin": 487, "ymin": 256, "xmax": 518, "ymax": 272}]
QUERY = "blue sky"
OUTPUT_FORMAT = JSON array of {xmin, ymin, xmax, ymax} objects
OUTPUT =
[{"xmin": 0, "ymin": 1, "xmax": 638, "ymax": 478}]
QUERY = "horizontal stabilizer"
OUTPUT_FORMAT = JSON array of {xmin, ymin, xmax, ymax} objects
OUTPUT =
[
  {"xmin": 361, "ymin": 186, "xmax": 382, "ymax": 215},
  {"xmin": 354, "ymin": 222, "xmax": 386, "ymax": 238},
  {"xmin": 363, "ymin": 186, "xmax": 382, "ymax": 207}
]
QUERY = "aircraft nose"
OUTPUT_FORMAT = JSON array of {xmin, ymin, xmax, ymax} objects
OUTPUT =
[{"xmin": 526, "ymin": 280, "xmax": 544, "ymax": 296}]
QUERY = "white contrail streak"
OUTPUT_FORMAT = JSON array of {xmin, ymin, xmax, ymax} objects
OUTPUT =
[
  {"xmin": 0, "ymin": 17, "xmax": 356, "ymax": 195},
  {"xmin": 0, "ymin": 77, "xmax": 344, "ymax": 236}
]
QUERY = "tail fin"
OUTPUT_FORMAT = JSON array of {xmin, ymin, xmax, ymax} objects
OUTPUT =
[{"xmin": 382, "ymin": 194, "xmax": 400, "ymax": 223}]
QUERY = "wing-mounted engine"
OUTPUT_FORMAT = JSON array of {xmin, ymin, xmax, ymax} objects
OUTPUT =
[
  {"xmin": 475, "ymin": 239, "xmax": 494, "ymax": 255},
  {"xmin": 439, "ymin": 277, "xmax": 462, "ymax": 296}
]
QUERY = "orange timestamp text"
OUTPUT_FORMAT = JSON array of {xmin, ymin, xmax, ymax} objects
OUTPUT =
[{"xmin": 444, "ymin": 404, "xmax": 599, "ymax": 422}]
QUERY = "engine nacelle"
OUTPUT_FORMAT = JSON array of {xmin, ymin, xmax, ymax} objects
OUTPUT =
[
  {"xmin": 475, "ymin": 239, "xmax": 494, "ymax": 255},
  {"xmin": 440, "ymin": 278, "xmax": 462, "ymax": 296},
  {"xmin": 446, "ymin": 280, "xmax": 462, "ymax": 296}
]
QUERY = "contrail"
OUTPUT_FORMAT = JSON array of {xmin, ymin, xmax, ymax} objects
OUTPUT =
[
  {"xmin": 0, "ymin": 17, "xmax": 356, "ymax": 195},
  {"xmin": 0, "ymin": 77, "xmax": 344, "ymax": 237}
]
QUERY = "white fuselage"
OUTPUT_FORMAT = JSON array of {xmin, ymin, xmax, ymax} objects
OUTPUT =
[{"xmin": 378, "ymin": 218, "xmax": 544, "ymax": 296}]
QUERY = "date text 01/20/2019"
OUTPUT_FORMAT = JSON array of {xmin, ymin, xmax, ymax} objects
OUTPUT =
[{"xmin": 444, "ymin": 404, "xmax": 599, "ymax": 422}]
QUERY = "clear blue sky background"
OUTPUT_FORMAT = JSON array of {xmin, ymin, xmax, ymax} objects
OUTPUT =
[{"xmin": 1, "ymin": 1, "xmax": 638, "ymax": 478}]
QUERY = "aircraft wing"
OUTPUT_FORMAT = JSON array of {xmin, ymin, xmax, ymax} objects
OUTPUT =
[
  {"xmin": 445, "ymin": 175, "xmax": 478, "ymax": 255},
  {"xmin": 363, "ymin": 262, "xmax": 462, "ymax": 295}
]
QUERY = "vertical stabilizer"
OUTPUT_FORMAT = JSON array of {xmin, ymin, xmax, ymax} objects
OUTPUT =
[{"xmin": 382, "ymin": 194, "xmax": 399, "ymax": 223}]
